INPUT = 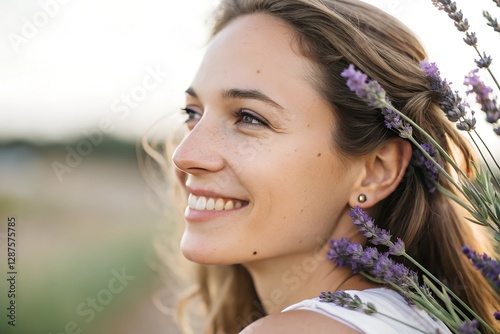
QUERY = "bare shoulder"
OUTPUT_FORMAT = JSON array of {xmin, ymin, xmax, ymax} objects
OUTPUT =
[{"xmin": 239, "ymin": 310, "xmax": 361, "ymax": 334}]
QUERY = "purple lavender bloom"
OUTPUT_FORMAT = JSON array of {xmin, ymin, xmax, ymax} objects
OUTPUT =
[
  {"xmin": 462, "ymin": 246, "xmax": 500, "ymax": 287},
  {"xmin": 341, "ymin": 64, "xmax": 413, "ymax": 138},
  {"xmin": 319, "ymin": 290, "xmax": 363, "ymax": 310},
  {"xmin": 475, "ymin": 52, "xmax": 493, "ymax": 69},
  {"xmin": 349, "ymin": 206, "xmax": 393, "ymax": 247},
  {"xmin": 419, "ymin": 59, "xmax": 474, "ymax": 131},
  {"xmin": 464, "ymin": 32, "xmax": 478, "ymax": 46},
  {"xmin": 456, "ymin": 319, "xmax": 479, "ymax": 334},
  {"xmin": 328, "ymin": 238, "xmax": 352, "ymax": 266},
  {"xmin": 388, "ymin": 238, "xmax": 405, "ymax": 256},
  {"xmin": 341, "ymin": 64, "xmax": 387, "ymax": 109},
  {"xmin": 494, "ymin": 311, "xmax": 500, "ymax": 320},
  {"xmin": 410, "ymin": 143, "xmax": 440, "ymax": 193},
  {"xmin": 484, "ymin": 10, "xmax": 500, "ymax": 33},
  {"xmin": 432, "ymin": 1, "xmax": 472, "ymax": 35},
  {"xmin": 464, "ymin": 69, "xmax": 500, "ymax": 129}
]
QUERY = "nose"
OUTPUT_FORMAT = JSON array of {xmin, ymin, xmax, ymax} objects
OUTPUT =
[{"xmin": 172, "ymin": 117, "xmax": 225, "ymax": 175}]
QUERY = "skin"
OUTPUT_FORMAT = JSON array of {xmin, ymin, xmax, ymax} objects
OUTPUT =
[{"xmin": 173, "ymin": 13, "xmax": 411, "ymax": 333}]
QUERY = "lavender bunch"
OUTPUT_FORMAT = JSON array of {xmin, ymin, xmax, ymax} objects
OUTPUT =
[
  {"xmin": 342, "ymin": 64, "xmax": 500, "ymax": 233},
  {"xmin": 325, "ymin": 207, "xmax": 495, "ymax": 333},
  {"xmin": 462, "ymin": 246, "xmax": 500, "ymax": 290}
]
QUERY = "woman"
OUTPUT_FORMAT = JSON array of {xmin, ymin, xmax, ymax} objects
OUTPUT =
[{"xmin": 169, "ymin": 0, "xmax": 500, "ymax": 332}]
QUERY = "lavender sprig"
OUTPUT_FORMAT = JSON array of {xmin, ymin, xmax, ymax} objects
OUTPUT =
[
  {"xmin": 483, "ymin": 10, "xmax": 500, "ymax": 33},
  {"xmin": 340, "ymin": 64, "xmax": 412, "ymax": 138},
  {"xmin": 411, "ymin": 143, "xmax": 441, "ymax": 193},
  {"xmin": 419, "ymin": 59, "xmax": 475, "ymax": 131},
  {"xmin": 462, "ymin": 246, "xmax": 500, "ymax": 288},
  {"xmin": 430, "ymin": 0, "xmax": 499, "ymax": 91},
  {"xmin": 464, "ymin": 69, "xmax": 500, "ymax": 134},
  {"xmin": 320, "ymin": 291, "xmax": 434, "ymax": 333},
  {"xmin": 456, "ymin": 319, "xmax": 479, "ymax": 334},
  {"xmin": 335, "ymin": 207, "xmax": 496, "ymax": 332}
]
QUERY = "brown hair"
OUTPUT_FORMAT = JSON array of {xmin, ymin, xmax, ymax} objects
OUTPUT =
[{"xmin": 174, "ymin": 0, "xmax": 500, "ymax": 332}]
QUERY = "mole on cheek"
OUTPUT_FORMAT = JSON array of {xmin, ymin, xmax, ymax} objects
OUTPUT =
[
  {"xmin": 253, "ymin": 251, "xmax": 257, "ymax": 255},
  {"xmin": 317, "ymin": 153, "xmax": 322, "ymax": 157},
  {"xmin": 256, "ymin": 69, "xmax": 261, "ymax": 74}
]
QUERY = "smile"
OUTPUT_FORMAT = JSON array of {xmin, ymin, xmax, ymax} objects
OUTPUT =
[{"xmin": 188, "ymin": 194, "xmax": 246, "ymax": 211}]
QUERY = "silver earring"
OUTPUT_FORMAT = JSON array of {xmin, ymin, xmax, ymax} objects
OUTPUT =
[{"xmin": 358, "ymin": 194, "xmax": 367, "ymax": 203}]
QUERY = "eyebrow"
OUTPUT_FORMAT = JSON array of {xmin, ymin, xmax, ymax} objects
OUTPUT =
[{"xmin": 185, "ymin": 87, "xmax": 283, "ymax": 110}]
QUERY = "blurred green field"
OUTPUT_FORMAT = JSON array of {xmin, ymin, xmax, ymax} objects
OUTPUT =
[{"xmin": 0, "ymin": 138, "xmax": 182, "ymax": 334}]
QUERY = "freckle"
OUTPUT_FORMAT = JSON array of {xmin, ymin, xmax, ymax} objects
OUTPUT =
[
  {"xmin": 253, "ymin": 251, "xmax": 257, "ymax": 255},
  {"xmin": 295, "ymin": 149, "xmax": 298, "ymax": 152},
  {"xmin": 300, "ymin": 208, "xmax": 304, "ymax": 213},
  {"xmin": 307, "ymin": 124, "xmax": 310, "ymax": 127},
  {"xmin": 317, "ymin": 153, "xmax": 321, "ymax": 157},
  {"xmin": 256, "ymin": 69, "xmax": 260, "ymax": 74}
]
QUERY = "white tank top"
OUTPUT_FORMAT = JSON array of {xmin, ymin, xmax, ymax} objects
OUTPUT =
[{"xmin": 282, "ymin": 288, "xmax": 451, "ymax": 333}]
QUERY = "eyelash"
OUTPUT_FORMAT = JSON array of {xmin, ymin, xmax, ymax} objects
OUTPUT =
[
  {"xmin": 181, "ymin": 107, "xmax": 201, "ymax": 123},
  {"xmin": 234, "ymin": 109, "xmax": 268, "ymax": 127},
  {"xmin": 181, "ymin": 107, "xmax": 268, "ymax": 127}
]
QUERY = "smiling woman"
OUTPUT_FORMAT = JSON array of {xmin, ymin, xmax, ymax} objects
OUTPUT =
[{"xmin": 161, "ymin": 0, "xmax": 500, "ymax": 333}]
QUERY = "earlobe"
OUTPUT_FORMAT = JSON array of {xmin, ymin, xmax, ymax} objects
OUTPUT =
[{"xmin": 349, "ymin": 139, "xmax": 412, "ymax": 208}]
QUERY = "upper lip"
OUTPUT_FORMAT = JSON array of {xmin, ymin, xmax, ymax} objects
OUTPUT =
[{"xmin": 185, "ymin": 186, "xmax": 247, "ymax": 202}]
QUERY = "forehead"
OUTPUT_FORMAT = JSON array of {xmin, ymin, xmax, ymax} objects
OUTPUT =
[{"xmin": 192, "ymin": 14, "xmax": 317, "ymax": 95}]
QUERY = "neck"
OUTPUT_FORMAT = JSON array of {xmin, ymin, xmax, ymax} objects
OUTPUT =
[{"xmin": 243, "ymin": 240, "xmax": 375, "ymax": 315}]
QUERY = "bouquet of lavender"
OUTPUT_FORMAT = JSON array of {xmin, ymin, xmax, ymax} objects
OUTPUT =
[{"xmin": 322, "ymin": 1, "xmax": 500, "ymax": 333}]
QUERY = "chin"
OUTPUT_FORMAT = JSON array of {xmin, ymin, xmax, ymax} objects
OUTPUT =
[{"xmin": 180, "ymin": 234, "xmax": 230, "ymax": 265}]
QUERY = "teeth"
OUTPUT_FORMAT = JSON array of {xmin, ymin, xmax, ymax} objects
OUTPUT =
[
  {"xmin": 187, "ymin": 194, "xmax": 245, "ymax": 211},
  {"xmin": 224, "ymin": 200, "xmax": 234, "ymax": 210},
  {"xmin": 214, "ymin": 198, "xmax": 225, "ymax": 210},
  {"xmin": 206, "ymin": 198, "xmax": 215, "ymax": 210},
  {"xmin": 195, "ymin": 196, "xmax": 206, "ymax": 210}
]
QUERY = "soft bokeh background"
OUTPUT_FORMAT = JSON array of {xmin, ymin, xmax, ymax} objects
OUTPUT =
[{"xmin": 0, "ymin": 0, "xmax": 499, "ymax": 333}]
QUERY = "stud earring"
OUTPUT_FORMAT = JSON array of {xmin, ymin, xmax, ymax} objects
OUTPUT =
[{"xmin": 358, "ymin": 194, "xmax": 367, "ymax": 203}]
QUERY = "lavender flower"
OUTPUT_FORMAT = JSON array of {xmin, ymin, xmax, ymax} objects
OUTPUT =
[
  {"xmin": 462, "ymin": 246, "xmax": 500, "ymax": 287},
  {"xmin": 464, "ymin": 69, "xmax": 500, "ymax": 129},
  {"xmin": 319, "ymin": 290, "xmax": 363, "ymax": 310},
  {"xmin": 494, "ymin": 311, "xmax": 500, "ymax": 321},
  {"xmin": 349, "ymin": 206, "xmax": 393, "ymax": 247},
  {"xmin": 483, "ymin": 10, "xmax": 500, "ymax": 33},
  {"xmin": 419, "ymin": 59, "xmax": 475, "ymax": 131},
  {"xmin": 464, "ymin": 32, "xmax": 478, "ymax": 46},
  {"xmin": 411, "ymin": 143, "xmax": 441, "ymax": 193},
  {"xmin": 320, "ymin": 291, "xmax": 377, "ymax": 315},
  {"xmin": 474, "ymin": 52, "xmax": 493, "ymax": 69},
  {"xmin": 341, "ymin": 64, "xmax": 387, "ymax": 109},
  {"xmin": 432, "ymin": 0, "xmax": 471, "ymax": 33},
  {"xmin": 456, "ymin": 319, "xmax": 479, "ymax": 334},
  {"xmin": 341, "ymin": 65, "xmax": 413, "ymax": 138}
]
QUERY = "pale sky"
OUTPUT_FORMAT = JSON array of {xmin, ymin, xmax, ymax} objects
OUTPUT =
[{"xmin": 0, "ymin": 0, "xmax": 498, "ymax": 142}]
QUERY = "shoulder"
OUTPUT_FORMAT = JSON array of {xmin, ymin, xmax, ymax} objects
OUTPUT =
[{"xmin": 239, "ymin": 309, "xmax": 360, "ymax": 334}]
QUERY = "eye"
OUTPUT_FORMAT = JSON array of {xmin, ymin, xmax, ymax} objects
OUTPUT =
[
  {"xmin": 234, "ymin": 109, "xmax": 268, "ymax": 127},
  {"xmin": 181, "ymin": 107, "xmax": 201, "ymax": 124}
]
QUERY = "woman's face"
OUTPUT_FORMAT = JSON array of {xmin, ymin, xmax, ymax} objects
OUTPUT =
[{"xmin": 173, "ymin": 14, "xmax": 363, "ymax": 265}]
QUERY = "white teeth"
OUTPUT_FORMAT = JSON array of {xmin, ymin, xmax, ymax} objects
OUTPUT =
[
  {"xmin": 187, "ymin": 194, "xmax": 244, "ymax": 211},
  {"xmin": 224, "ymin": 200, "xmax": 234, "ymax": 210},
  {"xmin": 206, "ymin": 198, "xmax": 215, "ymax": 210},
  {"xmin": 214, "ymin": 198, "xmax": 225, "ymax": 210},
  {"xmin": 196, "ymin": 196, "xmax": 207, "ymax": 210},
  {"xmin": 188, "ymin": 194, "xmax": 197, "ymax": 208}
]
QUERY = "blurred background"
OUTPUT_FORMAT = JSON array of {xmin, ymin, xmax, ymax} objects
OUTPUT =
[{"xmin": 0, "ymin": 0, "xmax": 498, "ymax": 333}]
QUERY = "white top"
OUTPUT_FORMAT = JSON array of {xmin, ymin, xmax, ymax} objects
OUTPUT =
[{"xmin": 282, "ymin": 288, "xmax": 451, "ymax": 334}]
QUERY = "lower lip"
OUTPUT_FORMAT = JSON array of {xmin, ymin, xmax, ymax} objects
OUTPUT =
[{"xmin": 184, "ymin": 206, "xmax": 246, "ymax": 223}]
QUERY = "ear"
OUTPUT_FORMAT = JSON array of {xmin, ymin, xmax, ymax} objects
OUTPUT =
[{"xmin": 348, "ymin": 139, "xmax": 412, "ymax": 208}]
